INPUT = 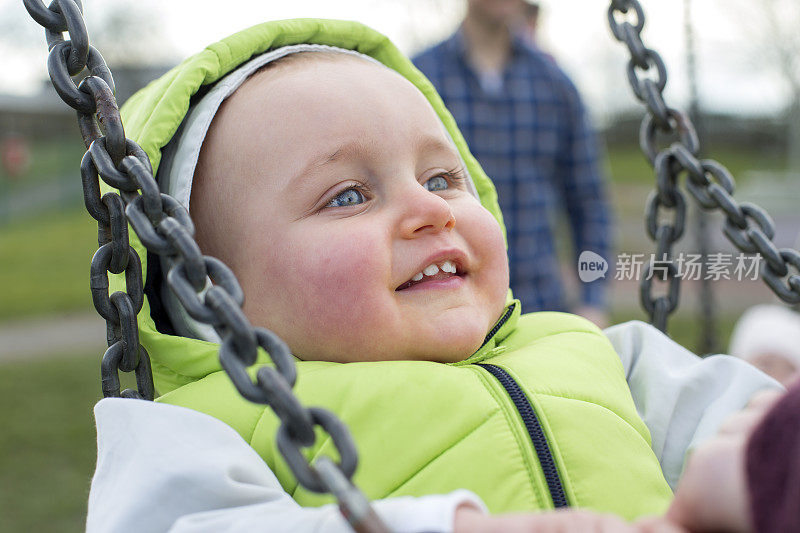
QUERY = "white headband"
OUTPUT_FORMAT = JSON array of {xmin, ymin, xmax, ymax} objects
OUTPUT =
[
  {"xmin": 729, "ymin": 304, "xmax": 800, "ymax": 368},
  {"xmin": 157, "ymin": 44, "xmax": 477, "ymax": 342}
]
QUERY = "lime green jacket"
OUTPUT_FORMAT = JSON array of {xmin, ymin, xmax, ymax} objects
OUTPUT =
[
  {"xmin": 159, "ymin": 303, "xmax": 672, "ymax": 519},
  {"xmin": 115, "ymin": 19, "xmax": 671, "ymax": 520}
]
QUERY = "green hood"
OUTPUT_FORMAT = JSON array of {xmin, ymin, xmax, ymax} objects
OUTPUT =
[{"xmin": 112, "ymin": 19, "xmax": 509, "ymax": 395}]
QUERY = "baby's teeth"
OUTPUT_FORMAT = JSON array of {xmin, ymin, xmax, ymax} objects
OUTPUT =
[
  {"xmin": 441, "ymin": 261, "xmax": 456, "ymax": 273},
  {"xmin": 423, "ymin": 264, "xmax": 439, "ymax": 276},
  {"xmin": 411, "ymin": 272, "xmax": 423, "ymax": 282}
]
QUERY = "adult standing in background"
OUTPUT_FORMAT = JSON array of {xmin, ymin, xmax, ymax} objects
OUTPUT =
[
  {"xmin": 519, "ymin": 0, "xmax": 541, "ymax": 45},
  {"xmin": 413, "ymin": 0, "xmax": 612, "ymax": 327}
]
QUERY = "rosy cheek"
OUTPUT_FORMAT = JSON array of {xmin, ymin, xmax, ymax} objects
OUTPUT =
[
  {"xmin": 464, "ymin": 207, "xmax": 508, "ymax": 266},
  {"xmin": 289, "ymin": 229, "xmax": 387, "ymax": 333},
  {"xmin": 458, "ymin": 204, "xmax": 510, "ymax": 304}
]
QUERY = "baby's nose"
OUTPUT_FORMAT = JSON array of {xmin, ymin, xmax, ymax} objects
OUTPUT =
[{"xmin": 399, "ymin": 185, "xmax": 456, "ymax": 238}]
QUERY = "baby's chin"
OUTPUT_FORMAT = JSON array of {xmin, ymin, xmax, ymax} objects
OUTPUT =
[
  {"xmin": 290, "ymin": 329, "xmax": 485, "ymax": 364},
  {"xmin": 282, "ymin": 309, "xmax": 496, "ymax": 364},
  {"xmin": 411, "ymin": 327, "xmax": 488, "ymax": 363}
]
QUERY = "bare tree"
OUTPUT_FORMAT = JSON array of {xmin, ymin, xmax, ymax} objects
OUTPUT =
[
  {"xmin": 0, "ymin": 0, "xmax": 175, "ymax": 67},
  {"xmin": 724, "ymin": 0, "xmax": 800, "ymax": 172},
  {"xmin": 89, "ymin": 0, "xmax": 176, "ymax": 68}
]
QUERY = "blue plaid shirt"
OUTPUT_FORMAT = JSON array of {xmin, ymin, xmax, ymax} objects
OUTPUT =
[{"xmin": 413, "ymin": 30, "xmax": 612, "ymax": 312}]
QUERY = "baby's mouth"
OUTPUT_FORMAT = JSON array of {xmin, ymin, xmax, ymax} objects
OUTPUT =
[{"xmin": 395, "ymin": 260, "xmax": 464, "ymax": 291}]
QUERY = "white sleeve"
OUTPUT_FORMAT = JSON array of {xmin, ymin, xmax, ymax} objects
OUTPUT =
[
  {"xmin": 603, "ymin": 320, "xmax": 783, "ymax": 489},
  {"xmin": 87, "ymin": 398, "xmax": 486, "ymax": 533}
]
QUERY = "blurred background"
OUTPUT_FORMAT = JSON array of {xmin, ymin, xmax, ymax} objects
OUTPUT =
[{"xmin": 1, "ymin": 0, "xmax": 799, "ymax": 530}]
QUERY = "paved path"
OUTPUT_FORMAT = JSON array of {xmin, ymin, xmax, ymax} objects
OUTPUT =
[
  {"xmin": 0, "ymin": 276, "xmax": 775, "ymax": 363},
  {"xmin": 0, "ymin": 311, "xmax": 105, "ymax": 362}
]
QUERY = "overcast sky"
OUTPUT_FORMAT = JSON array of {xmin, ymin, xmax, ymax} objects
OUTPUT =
[{"xmin": 1, "ymin": 0, "xmax": 797, "ymax": 122}]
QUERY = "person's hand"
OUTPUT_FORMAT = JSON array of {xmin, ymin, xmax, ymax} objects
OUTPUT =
[
  {"xmin": 573, "ymin": 305, "xmax": 609, "ymax": 329},
  {"xmin": 715, "ymin": 389, "xmax": 784, "ymax": 438},
  {"xmin": 666, "ymin": 433, "xmax": 750, "ymax": 532},
  {"xmin": 453, "ymin": 504, "xmax": 682, "ymax": 532},
  {"xmin": 665, "ymin": 389, "xmax": 784, "ymax": 533}
]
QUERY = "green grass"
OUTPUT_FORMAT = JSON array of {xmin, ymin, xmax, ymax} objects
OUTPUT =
[
  {"xmin": 0, "ymin": 352, "xmax": 101, "ymax": 533},
  {"xmin": 0, "ymin": 138, "xmax": 85, "ymax": 191},
  {"xmin": 604, "ymin": 142, "xmax": 786, "ymax": 186},
  {"xmin": 611, "ymin": 308, "xmax": 739, "ymax": 356},
  {"xmin": 0, "ymin": 207, "xmax": 97, "ymax": 320}
]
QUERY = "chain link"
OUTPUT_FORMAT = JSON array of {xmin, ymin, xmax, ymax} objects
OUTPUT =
[
  {"xmin": 608, "ymin": 0, "xmax": 800, "ymax": 332},
  {"xmin": 24, "ymin": 2, "xmax": 388, "ymax": 531}
]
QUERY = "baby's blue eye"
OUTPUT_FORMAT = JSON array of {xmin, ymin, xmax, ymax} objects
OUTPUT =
[
  {"xmin": 424, "ymin": 176, "xmax": 449, "ymax": 192},
  {"xmin": 326, "ymin": 187, "xmax": 366, "ymax": 208}
]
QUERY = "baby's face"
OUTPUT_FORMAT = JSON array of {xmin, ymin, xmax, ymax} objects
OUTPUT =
[
  {"xmin": 192, "ymin": 55, "xmax": 509, "ymax": 363},
  {"xmin": 748, "ymin": 352, "xmax": 798, "ymax": 387}
]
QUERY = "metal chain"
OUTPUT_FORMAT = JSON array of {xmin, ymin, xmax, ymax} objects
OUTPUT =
[
  {"xmin": 23, "ymin": 1, "xmax": 388, "ymax": 530},
  {"xmin": 608, "ymin": 0, "xmax": 800, "ymax": 333}
]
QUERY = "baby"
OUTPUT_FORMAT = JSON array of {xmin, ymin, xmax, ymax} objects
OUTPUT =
[
  {"xmin": 190, "ymin": 50, "xmax": 509, "ymax": 364},
  {"xmin": 87, "ymin": 20, "xmax": 781, "ymax": 533}
]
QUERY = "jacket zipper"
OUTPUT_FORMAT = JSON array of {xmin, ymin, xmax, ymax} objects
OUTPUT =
[
  {"xmin": 475, "ymin": 363, "xmax": 569, "ymax": 509},
  {"xmin": 480, "ymin": 303, "xmax": 515, "ymax": 348}
]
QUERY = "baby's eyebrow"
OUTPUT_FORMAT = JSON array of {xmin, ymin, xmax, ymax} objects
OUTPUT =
[
  {"xmin": 285, "ymin": 142, "xmax": 367, "ymax": 199},
  {"xmin": 414, "ymin": 133, "xmax": 458, "ymax": 155},
  {"xmin": 295, "ymin": 139, "xmax": 373, "ymax": 180},
  {"xmin": 309, "ymin": 134, "xmax": 455, "ymax": 173},
  {"xmin": 284, "ymin": 148, "xmax": 342, "ymax": 194},
  {"xmin": 289, "ymin": 133, "xmax": 458, "ymax": 191},
  {"xmin": 323, "ymin": 148, "xmax": 342, "ymax": 164}
]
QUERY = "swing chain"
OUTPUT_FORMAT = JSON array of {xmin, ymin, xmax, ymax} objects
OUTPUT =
[
  {"xmin": 608, "ymin": 0, "xmax": 688, "ymax": 331},
  {"xmin": 608, "ymin": 0, "xmax": 800, "ymax": 332},
  {"xmin": 23, "ymin": 0, "xmax": 153, "ymax": 399},
  {"xmin": 24, "ymin": 2, "xmax": 388, "ymax": 531}
]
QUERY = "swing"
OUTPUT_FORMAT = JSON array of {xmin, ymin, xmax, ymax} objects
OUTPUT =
[{"xmin": 20, "ymin": 1, "xmax": 800, "ymax": 532}]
